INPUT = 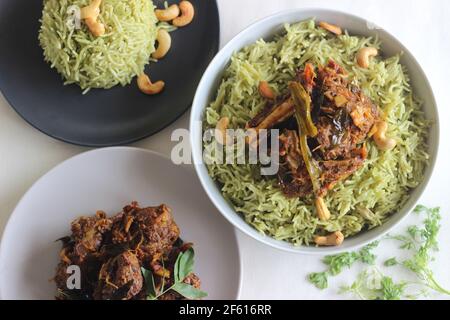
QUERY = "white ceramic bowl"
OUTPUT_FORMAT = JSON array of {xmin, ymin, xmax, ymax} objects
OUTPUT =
[{"xmin": 190, "ymin": 9, "xmax": 439, "ymax": 255}]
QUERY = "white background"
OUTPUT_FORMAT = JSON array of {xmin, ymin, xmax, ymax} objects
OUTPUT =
[{"xmin": 1, "ymin": 0, "xmax": 449, "ymax": 299}]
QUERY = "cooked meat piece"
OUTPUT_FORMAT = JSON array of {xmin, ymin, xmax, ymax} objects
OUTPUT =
[
  {"xmin": 326, "ymin": 59, "xmax": 348, "ymax": 76},
  {"xmin": 69, "ymin": 211, "xmax": 113, "ymax": 264},
  {"xmin": 278, "ymin": 130, "xmax": 313, "ymax": 197},
  {"xmin": 278, "ymin": 129, "xmax": 368, "ymax": 197},
  {"xmin": 54, "ymin": 262, "xmax": 70, "ymax": 291},
  {"xmin": 349, "ymin": 94, "xmax": 379, "ymax": 134},
  {"xmin": 110, "ymin": 204, "xmax": 138, "ymax": 245},
  {"xmin": 278, "ymin": 164, "xmax": 313, "ymax": 198},
  {"xmin": 297, "ymin": 63, "xmax": 316, "ymax": 94},
  {"xmin": 315, "ymin": 114, "xmax": 355, "ymax": 160},
  {"xmin": 54, "ymin": 254, "xmax": 103, "ymax": 300},
  {"xmin": 319, "ymin": 146, "xmax": 367, "ymax": 196},
  {"xmin": 183, "ymin": 272, "xmax": 201, "ymax": 288},
  {"xmin": 268, "ymin": 61, "xmax": 379, "ymax": 199},
  {"xmin": 134, "ymin": 205, "xmax": 180, "ymax": 263},
  {"xmin": 93, "ymin": 251, "xmax": 143, "ymax": 300},
  {"xmin": 279, "ymin": 130, "xmax": 302, "ymax": 169},
  {"xmin": 112, "ymin": 203, "xmax": 180, "ymax": 264},
  {"xmin": 313, "ymin": 62, "xmax": 378, "ymax": 161},
  {"xmin": 55, "ymin": 203, "xmax": 202, "ymax": 300},
  {"xmin": 316, "ymin": 60, "xmax": 379, "ymax": 144}
]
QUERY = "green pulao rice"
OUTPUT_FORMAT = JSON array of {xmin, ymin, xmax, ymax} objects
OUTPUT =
[
  {"xmin": 39, "ymin": 0, "xmax": 158, "ymax": 93},
  {"xmin": 203, "ymin": 19, "xmax": 430, "ymax": 246}
]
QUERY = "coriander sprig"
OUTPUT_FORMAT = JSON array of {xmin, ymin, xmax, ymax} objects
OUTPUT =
[
  {"xmin": 340, "ymin": 267, "xmax": 409, "ymax": 300},
  {"xmin": 308, "ymin": 241, "xmax": 379, "ymax": 289},
  {"xmin": 386, "ymin": 205, "xmax": 450, "ymax": 296},
  {"xmin": 309, "ymin": 205, "xmax": 450, "ymax": 300},
  {"xmin": 141, "ymin": 248, "xmax": 207, "ymax": 300}
]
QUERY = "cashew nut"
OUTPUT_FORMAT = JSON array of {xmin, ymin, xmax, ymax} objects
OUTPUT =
[
  {"xmin": 84, "ymin": 17, "xmax": 105, "ymax": 37},
  {"xmin": 155, "ymin": 4, "xmax": 180, "ymax": 22},
  {"xmin": 215, "ymin": 117, "xmax": 232, "ymax": 145},
  {"xmin": 373, "ymin": 121, "xmax": 397, "ymax": 151},
  {"xmin": 258, "ymin": 81, "xmax": 275, "ymax": 100},
  {"xmin": 80, "ymin": 0, "xmax": 101, "ymax": 18},
  {"xmin": 80, "ymin": 0, "xmax": 105, "ymax": 37},
  {"xmin": 152, "ymin": 29, "xmax": 172, "ymax": 59},
  {"xmin": 315, "ymin": 197, "xmax": 331, "ymax": 221},
  {"xmin": 137, "ymin": 74, "xmax": 165, "ymax": 95},
  {"xmin": 318, "ymin": 21, "xmax": 342, "ymax": 35},
  {"xmin": 314, "ymin": 231, "xmax": 345, "ymax": 247},
  {"xmin": 172, "ymin": 1, "xmax": 195, "ymax": 27},
  {"xmin": 357, "ymin": 47, "xmax": 378, "ymax": 68}
]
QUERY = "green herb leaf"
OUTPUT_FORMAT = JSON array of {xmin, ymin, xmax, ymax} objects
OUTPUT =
[
  {"xmin": 141, "ymin": 267, "xmax": 157, "ymax": 300},
  {"xmin": 174, "ymin": 248, "xmax": 195, "ymax": 282},
  {"xmin": 384, "ymin": 258, "xmax": 398, "ymax": 267},
  {"xmin": 379, "ymin": 277, "xmax": 406, "ymax": 300},
  {"xmin": 172, "ymin": 282, "xmax": 208, "ymax": 299},
  {"xmin": 322, "ymin": 242, "xmax": 379, "ymax": 276},
  {"xmin": 314, "ymin": 205, "xmax": 450, "ymax": 300},
  {"xmin": 407, "ymin": 225, "xmax": 420, "ymax": 239},
  {"xmin": 308, "ymin": 272, "xmax": 328, "ymax": 289},
  {"xmin": 160, "ymin": 258, "xmax": 166, "ymax": 294},
  {"xmin": 141, "ymin": 249, "xmax": 207, "ymax": 300},
  {"xmin": 413, "ymin": 204, "xmax": 427, "ymax": 214},
  {"xmin": 323, "ymin": 252, "xmax": 358, "ymax": 276},
  {"xmin": 308, "ymin": 241, "xmax": 379, "ymax": 290},
  {"xmin": 357, "ymin": 241, "xmax": 379, "ymax": 264}
]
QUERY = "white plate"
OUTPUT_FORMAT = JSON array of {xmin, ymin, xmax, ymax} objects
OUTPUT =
[
  {"xmin": 0, "ymin": 147, "xmax": 242, "ymax": 300},
  {"xmin": 190, "ymin": 9, "xmax": 439, "ymax": 255}
]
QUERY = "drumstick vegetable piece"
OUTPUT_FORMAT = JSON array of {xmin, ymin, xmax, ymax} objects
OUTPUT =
[{"xmin": 290, "ymin": 82, "xmax": 333, "ymax": 223}]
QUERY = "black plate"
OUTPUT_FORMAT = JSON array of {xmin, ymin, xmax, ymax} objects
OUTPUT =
[{"xmin": 0, "ymin": 0, "xmax": 219, "ymax": 146}]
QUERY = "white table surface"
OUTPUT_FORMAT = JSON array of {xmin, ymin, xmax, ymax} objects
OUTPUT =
[{"xmin": 1, "ymin": 0, "xmax": 450, "ymax": 300}]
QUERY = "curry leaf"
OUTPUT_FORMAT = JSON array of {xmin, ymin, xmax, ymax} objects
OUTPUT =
[
  {"xmin": 174, "ymin": 247, "xmax": 195, "ymax": 282},
  {"xmin": 141, "ymin": 249, "xmax": 207, "ymax": 300},
  {"xmin": 141, "ymin": 267, "xmax": 156, "ymax": 300},
  {"xmin": 172, "ymin": 282, "xmax": 208, "ymax": 299}
]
